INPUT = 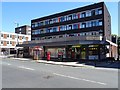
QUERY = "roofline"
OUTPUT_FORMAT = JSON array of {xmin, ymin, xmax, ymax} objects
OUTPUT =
[{"xmin": 31, "ymin": 2, "xmax": 104, "ymax": 22}]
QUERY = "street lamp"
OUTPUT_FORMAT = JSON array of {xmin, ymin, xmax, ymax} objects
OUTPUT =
[{"xmin": 14, "ymin": 22, "xmax": 19, "ymax": 57}]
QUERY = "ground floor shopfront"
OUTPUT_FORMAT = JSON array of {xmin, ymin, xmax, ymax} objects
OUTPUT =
[
  {"xmin": 21, "ymin": 44, "xmax": 109, "ymax": 61},
  {"xmin": 17, "ymin": 40, "xmax": 118, "ymax": 61}
]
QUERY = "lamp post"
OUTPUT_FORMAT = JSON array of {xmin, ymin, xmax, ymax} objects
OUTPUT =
[{"xmin": 14, "ymin": 22, "xmax": 19, "ymax": 57}]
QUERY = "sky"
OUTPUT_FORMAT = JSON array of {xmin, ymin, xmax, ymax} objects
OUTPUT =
[{"xmin": 1, "ymin": 2, "xmax": 118, "ymax": 35}]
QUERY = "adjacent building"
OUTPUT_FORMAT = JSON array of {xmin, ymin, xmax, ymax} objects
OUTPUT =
[
  {"xmin": 0, "ymin": 31, "xmax": 31, "ymax": 56},
  {"xmin": 15, "ymin": 25, "xmax": 31, "ymax": 35},
  {"xmin": 18, "ymin": 2, "xmax": 118, "ymax": 61}
]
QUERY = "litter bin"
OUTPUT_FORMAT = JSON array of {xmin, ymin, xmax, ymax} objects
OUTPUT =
[{"xmin": 58, "ymin": 52, "xmax": 63, "ymax": 62}]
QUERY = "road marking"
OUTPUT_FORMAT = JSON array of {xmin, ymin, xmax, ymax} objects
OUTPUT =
[
  {"xmin": 53, "ymin": 73, "xmax": 107, "ymax": 85},
  {"xmin": 18, "ymin": 66, "xmax": 35, "ymax": 71},
  {"xmin": 7, "ymin": 63, "xmax": 11, "ymax": 65}
]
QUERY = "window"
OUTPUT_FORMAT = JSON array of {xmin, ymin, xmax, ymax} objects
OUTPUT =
[
  {"xmin": 73, "ymin": 13, "xmax": 78, "ymax": 19},
  {"xmin": 99, "ymin": 20, "xmax": 102, "ymax": 26},
  {"xmin": 1, "ymin": 41, "xmax": 3, "ymax": 44},
  {"xmin": 32, "ymin": 23, "xmax": 35, "ymax": 28},
  {"xmin": 73, "ymin": 24, "xmax": 79, "ymax": 29},
  {"xmin": 95, "ymin": 9, "xmax": 99, "ymax": 15},
  {"xmin": 53, "ymin": 18, "xmax": 58, "ymax": 23},
  {"xmin": 10, "ymin": 41, "xmax": 12, "ymax": 44},
  {"xmin": 49, "ymin": 19, "xmax": 53, "ymax": 24},
  {"xmin": 86, "ymin": 11, "xmax": 91, "ymax": 17},
  {"xmin": 91, "ymin": 10, "xmax": 95, "ymax": 16},
  {"xmin": 1, "ymin": 34, "xmax": 3, "ymax": 37},
  {"xmin": 10, "ymin": 35, "xmax": 12, "ymax": 38},
  {"xmin": 91, "ymin": 21, "xmax": 96, "ymax": 27},
  {"xmin": 81, "ymin": 23, "xmax": 86, "ymax": 28},
  {"xmin": 7, "ymin": 34, "xmax": 9, "ymax": 38},
  {"xmin": 81, "ymin": 12, "xmax": 86, "ymax": 18},
  {"xmin": 45, "ymin": 20, "xmax": 49, "ymax": 25},
  {"xmin": 46, "ymin": 28, "xmax": 50, "ymax": 33},
  {"xmin": 7, "ymin": 41, "xmax": 9, "ymax": 44},
  {"xmin": 60, "ymin": 16, "xmax": 64, "ymax": 22},
  {"xmin": 98, "ymin": 9, "xmax": 102, "ymax": 14},
  {"xmin": 86, "ymin": 22, "xmax": 91, "ymax": 28},
  {"xmin": 68, "ymin": 15, "xmax": 72, "ymax": 20},
  {"xmin": 67, "ymin": 25, "xmax": 72, "ymax": 30},
  {"xmin": 35, "ymin": 22, "xmax": 38, "ymax": 27},
  {"xmin": 53, "ymin": 27, "xmax": 57, "ymax": 32}
]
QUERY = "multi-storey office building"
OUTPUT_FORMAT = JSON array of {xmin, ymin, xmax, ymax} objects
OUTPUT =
[
  {"xmin": 0, "ymin": 31, "xmax": 31, "ymax": 56},
  {"xmin": 15, "ymin": 25, "xmax": 31, "ymax": 35},
  {"xmin": 19, "ymin": 2, "xmax": 118, "ymax": 60}
]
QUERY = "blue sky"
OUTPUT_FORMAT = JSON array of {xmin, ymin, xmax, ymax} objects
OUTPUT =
[{"xmin": 2, "ymin": 2, "xmax": 118, "ymax": 35}]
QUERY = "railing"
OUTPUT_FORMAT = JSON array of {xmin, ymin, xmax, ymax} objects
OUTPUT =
[{"xmin": 23, "ymin": 35, "xmax": 102, "ymax": 44}]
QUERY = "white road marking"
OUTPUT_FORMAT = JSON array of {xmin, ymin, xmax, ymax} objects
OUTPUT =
[
  {"xmin": 18, "ymin": 66, "xmax": 35, "ymax": 71},
  {"xmin": 7, "ymin": 63, "xmax": 11, "ymax": 65},
  {"xmin": 53, "ymin": 73, "xmax": 107, "ymax": 85}
]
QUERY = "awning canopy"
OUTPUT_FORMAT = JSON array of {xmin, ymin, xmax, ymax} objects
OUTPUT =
[{"xmin": 16, "ymin": 40, "xmax": 110, "ymax": 47}]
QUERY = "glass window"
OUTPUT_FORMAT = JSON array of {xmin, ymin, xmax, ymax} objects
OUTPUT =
[
  {"xmin": 81, "ymin": 23, "xmax": 86, "ymax": 28},
  {"xmin": 99, "ymin": 20, "xmax": 102, "ymax": 26},
  {"xmin": 68, "ymin": 15, "xmax": 72, "ymax": 20},
  {"xmin": 53, "ymin": 18, "xmax": 58, "ymax": 23},
  {"xmin": 95, "ymin": 9, "xmax": 99, "ymax": 15},
  {"xmin": 32, "ymin": 23, "xmax": 35, "ymax": 28},
  {"xmin": 73, "ymin": 24, "xmax": 78, "ymax": 29},
  {"xmin": 91, "ymin": 21, "xmax": 96, "ymax": 27},
  {"xmin": 46, "ymin": 28, "xmax": 50, "ymax": 33},
  {"xmin": 7, "ymin": 41, "xmax": 9, "ymax": 44},
  {"xmin": 60, "ymin": 16, "xmax": 65, "ymax": 22},
  {"xmin": 45, "ymin": 20, "xmax": 49, "ymax": 25},
  {"xmin": 49, "ymin": 19, "xmax": 53, "ymax": 24},
  {"xmin": 86, "ymin": 11, "xmax": 91, "ymax": 17},
  {"xmin": 73, "ymin": 13, "xmax": 78, "ymax": 19},
  {"xmin": 1, "ymin": 34, "xmax": 3, "ymax": 37},
  {"xmin": 53, "ymin": 27, "xmax": 57, "ymax": 32},
  {"xmin": 98, "ymin": 9, "xmax": 102, "ymax": 14},
  {"xmin": 1, "ymin": 41, "xmax": 3, "ymax": 44},
  {"xmin": 68, "ymin": 25, "xmax": 72, "ymax": 30},
  {"xmin": 7, "ymin": 34, "xmax": 9, "ymax": 38},
  {"xmin": 81, "ymin": 12, "xmax": 86, "ymax": 18},
  {"xmin": 91, "ymin": 10, "xmax": 95, "ymax": 16}
]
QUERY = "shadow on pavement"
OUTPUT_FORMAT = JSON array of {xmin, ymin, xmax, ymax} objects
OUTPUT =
[{"xmin": 77, "ymin": 60, "xmax": 120, "ymax": 69}]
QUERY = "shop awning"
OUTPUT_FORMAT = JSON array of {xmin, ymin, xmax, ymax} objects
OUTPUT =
[{"xmin": 16, "ymin": 40, "xmax": 110, "ymax": 47}]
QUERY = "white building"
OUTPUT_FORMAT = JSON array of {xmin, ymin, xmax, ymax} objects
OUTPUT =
[{"xmin": 0, "ymin": 31, "xmax": 31, "ymax": 56}]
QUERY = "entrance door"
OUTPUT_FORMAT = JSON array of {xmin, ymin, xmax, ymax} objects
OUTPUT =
[{"xmin": 81, "ymin": 51, "xmax": 86, "ymax": 59}]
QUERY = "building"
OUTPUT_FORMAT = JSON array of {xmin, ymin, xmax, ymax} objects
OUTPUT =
[
  {"xmin": 112, "ymin": 35, "xmax": 118, "ymax": 44},
  {"xmin": 15, "ymin": 25, "xmax": 31, "ymax": 35},
  {"xmin": 0, "ymin": 31, "xmax": 31, "ymax": 56},
  {"xmin": 18, "ymin": 2, "xmax": 118, "ymax": 61}
]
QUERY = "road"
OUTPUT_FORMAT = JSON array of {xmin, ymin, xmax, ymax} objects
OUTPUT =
[{"xmin": 1, "ymin": 58, "xmax": 118, "ymax": 88}]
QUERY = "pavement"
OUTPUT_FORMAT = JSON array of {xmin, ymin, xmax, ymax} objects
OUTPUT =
[{"xmin": 5, "ymin": 57, "xmax": 119, "ymax": 70}]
